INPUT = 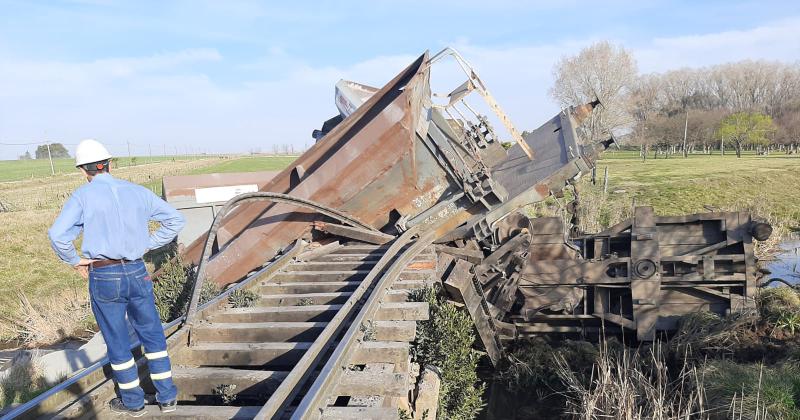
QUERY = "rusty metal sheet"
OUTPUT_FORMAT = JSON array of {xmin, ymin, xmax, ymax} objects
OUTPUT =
[{"xmin": 180, "ymin": 53, "xmax": 458, "ymax": 285}]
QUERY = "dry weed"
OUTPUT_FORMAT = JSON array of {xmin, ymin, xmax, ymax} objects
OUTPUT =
[
  {"xmin": 555, "ymin": 341, "xmax": 712, "ymax": 419},
  {"xmin": 0, "ymin": 158, "xmax": 223, "ymax": 212},
  {"xmin": 0, "ymin": 358, "xmax": 49, "ymax": 408},
  {"xmin": 575, "ymin": 182, "xmax": 633, "ymax": 234},
  {"xmin": 0, "ymin": 292, "xmax": 92, "ymax": 348},
  {"xmin": 705, "ymin": 361, "xmax": 800, "ymax": 420},
  {"xmin": 671, "ymin": 310, "xmax": 760, "ymax": 360}
]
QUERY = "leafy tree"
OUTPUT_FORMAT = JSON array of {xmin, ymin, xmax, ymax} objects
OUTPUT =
[
  {"xmin": 18, "ymin": 151, "xmax": 32, "ymax": 160},
  {"xmin": 34, "ymin": 143, "xmax": 70, "ymax": 159},
  {"xmin": 716, "ymin": 112, "xmax": 775, "ymax": 158}
]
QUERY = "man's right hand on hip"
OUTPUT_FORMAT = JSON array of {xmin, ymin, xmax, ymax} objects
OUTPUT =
[{"xmin": 74, "ymin": 257, "xmax": 96, "ymax": 279}]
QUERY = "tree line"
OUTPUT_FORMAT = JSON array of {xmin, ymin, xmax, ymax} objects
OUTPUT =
[
  {"xmin": 550, "ymin": 41, "xmax": 800, "ymax": 159},
  {"xmin": 17, "ymin": 143, "xmax": 71, "ymax": 160}
]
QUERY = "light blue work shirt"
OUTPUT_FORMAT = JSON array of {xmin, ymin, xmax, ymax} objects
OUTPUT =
[{"xmin": 48, "ymin": 173, "xmax": 185, "ymax": 266}]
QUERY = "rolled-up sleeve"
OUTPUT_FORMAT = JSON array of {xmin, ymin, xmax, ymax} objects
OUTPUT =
[
  {"xmin": 147, "ymin": 190, "xmax": 185, "ymax": 250},
  {"xmin": 48, "ymin": 195, "xmax": 84, "ymax": 266}
]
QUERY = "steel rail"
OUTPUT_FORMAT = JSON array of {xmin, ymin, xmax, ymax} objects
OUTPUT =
[
  {"xmin": 253, "ymin": 225, "xmax": 423, "ymax": 419},
  {"xmin": 0, "ymin": 320, "xmax": 181, "ymax": 420},
  {"xmin": 291, "ymin": 229, "xmax": 437, "ymax": 419},
  {"xmin": 185, "ymin": 192, "xmax": 381, "ymax": 326},
  {"xmin": 2, "ymin": 241, "xmax": 303, "ymax": 420}
]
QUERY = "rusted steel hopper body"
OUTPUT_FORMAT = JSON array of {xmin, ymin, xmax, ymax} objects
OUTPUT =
[
  {"xmin": 176, "ymin": 49, "xmax": 769, "ymax": 357},
  {"xmin": 181, "ymin": 53, "xmax": 437, "ymax": 284},
  {"xmin": 180, "ymin": 50, "xmax": 604, "ymax": 287}
]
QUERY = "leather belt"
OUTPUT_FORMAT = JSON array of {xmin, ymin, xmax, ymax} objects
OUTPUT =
[{"xmin": 90, "ymin": 259, "xmax": 138, "ymax": 269}]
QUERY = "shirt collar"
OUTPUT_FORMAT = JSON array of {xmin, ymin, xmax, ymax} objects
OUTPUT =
[{"xmin": 92, "ymin": 173, "xmax": 114, "ymax": 182}]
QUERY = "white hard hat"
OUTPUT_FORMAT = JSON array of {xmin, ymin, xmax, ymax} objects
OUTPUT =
[{"xmin": 75, "ymin": 139, "xmax": 112, "ymax": 167}]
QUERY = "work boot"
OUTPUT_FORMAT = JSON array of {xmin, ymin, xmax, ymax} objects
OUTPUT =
[
  {"xmin": 159, "ymin": 399, "xmax": 178, "ymax": 413},
  {"xmin": 108, "ymin": 398, "xmax": 145, "ymax": 417}
]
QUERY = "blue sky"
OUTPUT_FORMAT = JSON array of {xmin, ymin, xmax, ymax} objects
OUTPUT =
[{"xmin": 1, "ymin": 0, "xmax": 799, "ymax": 160}]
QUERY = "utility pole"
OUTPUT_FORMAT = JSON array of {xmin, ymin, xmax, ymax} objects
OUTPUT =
[
  {"xmin": 46, "ymin": 142, "xmax": 55, "ymax": 176},
  {"xmin": 148, "ymin": 144, "xmax": 152, "ymax": 163},
  {"xmin": 163, "ymin": 144, "xmax": 167, "ymax": 157},
  {"xmin": 127, "ymin": 141, "xmax": 132, "ymax": 166},
  {"xmin": 682, "ymin": 110, "xmax": 688, "ymax": 158}
]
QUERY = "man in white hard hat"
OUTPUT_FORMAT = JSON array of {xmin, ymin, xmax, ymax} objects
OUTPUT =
[{"xmin": 49, "ymin": 139, "xmax": 185, "ymax": 417}]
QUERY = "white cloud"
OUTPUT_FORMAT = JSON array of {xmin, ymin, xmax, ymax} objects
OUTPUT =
[
  {"xmin": 635, "ymin": 17, "xmax": 800, "ymax": 73},
  {"xmin": 1, "ymin": 17, "xmax": 799, "ymax": 160}
]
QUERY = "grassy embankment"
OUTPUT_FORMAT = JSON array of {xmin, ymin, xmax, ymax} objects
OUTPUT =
[
  {"xmin": 500, "ymin": 150, "xmax": 800, "ymax": 420},
  {"xmin": 592, "ymin": 150, "xmax": 800, "ymax": 221},
  {"xmin": 0, "ymin": 156, "xmax": 296, "ymax": 345},
  {"xmin": 550, "ymin": 151, "xmax": 800, "ymax": 259}
]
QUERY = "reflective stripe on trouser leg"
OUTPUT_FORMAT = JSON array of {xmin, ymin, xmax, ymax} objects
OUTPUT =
[
  {"xmin": 145, "ymin": 350, "xmax": 168, "ymax": 360},
  {"xmin": 118, "ymin": 378, "xmax": 141, "ymax": 390},
  {"xmin": 110, "ymin": 358, "xmax": 135, "ymax": 371},
  {"xmin": 145, "ymin": 349, "xmax": 172, "ymax": 379},
  {"xmin": 109, "ymin": 361, "xmax": 142, "ymax": 395},
  {"xmin": 144, "ymin": 348, "xmax": 176, "ymax": 403},
  {"xmin": 147, "ymin": 353, "xmax": 173, "ymax": 381},
  {"xmin": 151, "ymin": 370, "xmax": 172, "ymax": 380}
]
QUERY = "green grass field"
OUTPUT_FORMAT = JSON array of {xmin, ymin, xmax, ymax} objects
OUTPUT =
[
  {"xmin": 189, "ymin": 155, "xmax": 298, "ymax": 174},
  {"xmin": 138, "ymin": 156, "xmax": 298, "ymax": 195},
  {"xmin": 594, "ymin": 151, "xmax": 800, "ymax": 222},
  {"xmin": 0, "ymin": 156, "xmax": 193, "ymax": 182}
]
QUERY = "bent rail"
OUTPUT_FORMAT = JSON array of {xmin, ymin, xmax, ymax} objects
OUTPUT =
[{"xmin": 185, "ymin": 192, "xmax": 383, "ymax": 326}]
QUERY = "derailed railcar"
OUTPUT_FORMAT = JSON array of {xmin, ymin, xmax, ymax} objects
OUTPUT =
[
  {"xmin": 439, "ymin": 207, "xmax": 770, "ymax": 363},
  {"xmin": 9, "ymin": 48, "xmax": 775, "ymax": 420},
  {"xmin": 175, "ymin": 48, "xmax": 770, "ymax": 364}
]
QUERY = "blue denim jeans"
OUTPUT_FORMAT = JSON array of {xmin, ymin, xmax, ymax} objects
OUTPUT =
[{"xmin": 89, "ymin": 260, "xmax": 178, "ymax": 409}]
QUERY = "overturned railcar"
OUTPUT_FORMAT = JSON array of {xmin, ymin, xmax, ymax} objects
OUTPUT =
[
  {"xmin": 10, "ymin": 48, "xmax": 775, "ymax": 420},
  {"xmin": 178, "ymin": 48, "xmax": 769, "ymax": 364}
]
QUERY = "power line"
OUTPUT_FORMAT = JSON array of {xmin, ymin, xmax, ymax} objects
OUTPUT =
[
  {"xmin": 0, "ymin": 140, "xmax": 133, "ymax": 147},
  {"xmin": 0, "ymin": 141, "xmax": 63, "ymax": 146}
]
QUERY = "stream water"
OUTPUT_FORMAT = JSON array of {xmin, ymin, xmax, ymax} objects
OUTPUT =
[{"xmin": 765, "ymin": 237, "xmax": 800, "ymax": 286}]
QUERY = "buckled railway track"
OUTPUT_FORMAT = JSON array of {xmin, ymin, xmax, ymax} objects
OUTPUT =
[{"xmin": 5, "ymin": 231, "xmax": 438, "ymax": 420}]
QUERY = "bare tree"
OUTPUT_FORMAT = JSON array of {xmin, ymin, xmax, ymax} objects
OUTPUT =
[
  {"xmin": 775, "ymin": 102, "xmax": 800, "ymax": 154},
  {"xmin": 550, "ymin": 41, "xmax": 638, "ymax": 142},
  {"xmin": 553, "ymin": 42, "xmax": 800, "ymax": 157},
  {"xmin": 635, "ymin": 60, "xmax": 800, "ymax": 157},
  {"xmin": 645, "ymin": 114, "xmax": 684, "ymax": 158},
  {"xmin": 628, "ymin": 74, "xmax": 665, "ymax": 159},
  {"xmin": 690, "ymin": 109, "xmax": 726, "ymax": 154}
]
